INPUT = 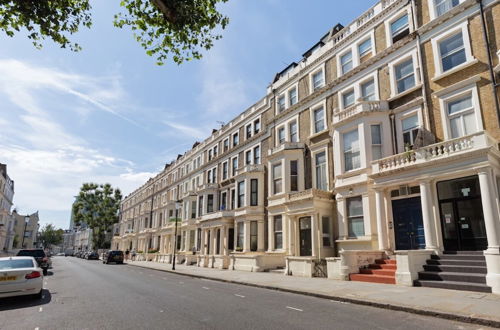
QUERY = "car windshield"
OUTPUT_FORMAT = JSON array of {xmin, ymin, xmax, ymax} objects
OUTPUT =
[
  {"xmin": 0, "ymin": 259, "xmax": 34, "ymax": 270},
  {"xmin": 17, "ymin": 250, "xmax": 45, "ymax": 258},
  {"xmin": 110, "ymin": 251, "xmax": 123, "ymax": 256}
]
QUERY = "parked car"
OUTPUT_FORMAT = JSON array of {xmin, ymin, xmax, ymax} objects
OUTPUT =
[
  {"xmin": 16, "ymin": 249, "xmax": 50, "ymax": 276},
  {"xmin": 103, "ymin": 250, "xmax": 124, "ymax": 264},
  {"xmin": 0, "ymin": 256, "xmax": 43, "ymax": 299},
  {"xmin": 86, "ymin": 252, "xmax": 99, "ymax": 260}
]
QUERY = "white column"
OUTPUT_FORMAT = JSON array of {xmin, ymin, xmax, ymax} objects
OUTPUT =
[
  {"xmin": 201, "ymin": 229, "xmax": 207, "ymax": 255},
  {"xmin": 478, "ymin": 169, "xmax": 500, "ymax": 250},
  {"xmin": 311, "ymin": 215, "xmax": 318, "ymax": 257},
  {"xmin": 293, "ymin": 218, "xmax": 299, "ymax": 256},
  {"xmin": 375, "ymin": 189, "xmax": 389, "ymax": 250},
  {"xmin": 419, "ymin": 180, "xmax": 438, "ymax": 250},
  {"xmin": 257, "ymin": 221, "xmax": 265, "ymax": 252},
  {"xmin": 221, "ymin": 226, "xmax": 227, "ymax": 255},
  {"xmin": 194, "ymin": 229, "xmax": 199, "ymax": 251},
  {"xmin": 283, "ymin": 215, "xmax": 290, "ymax": 254},
  {"xmin": 210, "ymin": 228, "xmax": 216, "ymax": 255},
  {"xmin": 185, "ymin": 229, "xmax": 191, "ymax": 252},
  {"xmin": 268, "ymin": 216, "xmax": 275, "ymax": 252},
  {"xmin": 243, "ymin": 221, "xmax": 251, "ymax": 252}
]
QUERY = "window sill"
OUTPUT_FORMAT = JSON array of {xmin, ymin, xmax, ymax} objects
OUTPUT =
[
  {"xmin": 388, "ymin": 83, "xmax": 422, "ymax": 101},
  {"xmin": 431, "ymin": 59, "xmax": 479, "ymax": 83},
  {"xmin": 308, "ymin": 129, "xmax": 329, "ymax": 140}
]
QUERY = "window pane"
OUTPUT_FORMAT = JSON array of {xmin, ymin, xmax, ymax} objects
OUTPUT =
[
  {"xmin": 435, "ymin": 0, "xmax": 460, "ymax": 16},
  {"xmin": 289, "ymin": 121, "xmax": 297, "ymax": 142},
  {"xmin": 361, "ymin": 80, "xmax": 375, "ymax": 101},
  {"xmin": 348, "ymin": 217, "xmax": 365, "ymax": 237},
  {"xmin": 371, "ymin": 124, "xmax": 382, "ymax": 144},
  {"xmin": 391, "ymin": 15, "xmax": 409, "ymax": 37},
  {"xmin": 402, "ymin": 115, "xmax": 418, "ymax": 131},
  {"xmin": 463, "ymin": 112, "xmax": 476, "ymax": 135},
  {"xmin": 278, "ymin": 127, "xmax": 285, "ymax": 143},
  {"xmin": 341, "ymin": 51, "xmax": 353, "ymax": 73},
  {"xmin": 358, "ymin": 39, "xmax": 371, "ymax": 56},
  {"xmin": 313, "ymin": 71, "xmax": 324, "ymax": 90},
  {"xmin": 447, "ymin": 95, "xmax": 472, "ymax": 114},
  {"xmin": 289, "ymin": 88, "xmax": 297, "ymax": 105},
  {"xmin": 343, "ymin": 90, "xmax": 355, "ymax": 108},
  {"xmin": 314, "ymin": 108, "xmax": 325, "ymax": 132},
  {"xmin": 278, "ymin": 95, "xmax": 286, "ymax": 112},
  {"xmin": 347, "ymin": 197, "xmax": 363, "ymax": 216},
  {"xmin": 395, "ymin": 59, "xmax": 415, "ymax": 93},
  {"xmin": 315, "ymin": 152, "xmax": 327, "ymax": 190},
  {"xmin": 440, "ymin": 32, "xmax": 466, "ymax": 71}
]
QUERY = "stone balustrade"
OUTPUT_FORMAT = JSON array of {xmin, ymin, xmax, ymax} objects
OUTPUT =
[{"xmin": 333, "ymin": 101, "xmax": 389, "ymax": 124}]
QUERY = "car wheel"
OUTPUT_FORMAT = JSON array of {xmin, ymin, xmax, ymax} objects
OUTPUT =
[
  {"xmin": 33, "ymin": 289, "xmax": 43, "ymax": 300},
  {"xmin": 43, "ymin": 268, "xmax": 48, "ymax": 276}
]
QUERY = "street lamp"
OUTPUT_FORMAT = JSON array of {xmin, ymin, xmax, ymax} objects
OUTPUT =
[
  {"xmin": 21, "ymin": 216, "xmax": 29, "ymax": 248},
  {"xmin": 172, "ymin": 200, "xmax": 182, "ymax": 270}
]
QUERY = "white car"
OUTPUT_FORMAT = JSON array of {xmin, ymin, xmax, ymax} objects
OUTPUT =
[{"xmin": 0, "ymin": 256, "xmax": 44, "ymax": 299}]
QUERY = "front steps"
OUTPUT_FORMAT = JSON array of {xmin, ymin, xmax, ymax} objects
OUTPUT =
[
  {"xmin": 414, "ymin": 251, "xmax": 492, "ymax": 293},
  {"xmin": 350, "ymin": 259, "xmax": 396, "ymax": 284}
]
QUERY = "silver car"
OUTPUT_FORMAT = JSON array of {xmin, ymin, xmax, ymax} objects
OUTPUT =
[{"xmin": 0, "ymin": 257, "xmax": 44, "ymax": 299}]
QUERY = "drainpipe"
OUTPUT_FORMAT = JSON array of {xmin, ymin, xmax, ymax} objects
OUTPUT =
[
  {"xmin": 478, "ymin": 0, "xmax": 500, "ymax": 128},
  {"xmin": 390, "ymin": 114, "xmax": 398, "ymax": 154},
  {"xmin": 411, "ymin": 0, "xmax": 432, "ymax": 130}
]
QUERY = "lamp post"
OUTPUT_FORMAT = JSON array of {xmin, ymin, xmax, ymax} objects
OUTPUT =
[
  {"xmin": 21, "ymin": 216, "xmax": 29, "ymax": 248},
  {"xmin": 172, "ymin": 200, "xmax": 182, "ymax": 270}
]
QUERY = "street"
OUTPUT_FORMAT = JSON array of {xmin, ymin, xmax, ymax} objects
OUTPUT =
[{"xmin": 0, "ymin": 257, "xmax": 494, "ymax": 330}]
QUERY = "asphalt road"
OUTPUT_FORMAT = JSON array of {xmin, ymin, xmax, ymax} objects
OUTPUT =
[{"xmin": 0, "ymin": 257, "xmax": 493, "ymax": 330}]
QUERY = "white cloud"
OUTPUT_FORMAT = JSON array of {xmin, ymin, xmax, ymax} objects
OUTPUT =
[
  {"xmin": 164, "ymin": 121, "xmax": 209, "ymax": 140},
  {"xmin": 0, "ymin": 58, "xmax": 155, "ymax": 228}
]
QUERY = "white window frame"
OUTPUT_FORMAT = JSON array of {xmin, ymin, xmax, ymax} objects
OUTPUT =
[
  {"xmin": 384, "ymin": 9, "xmax": 412, "ymax": 47},
  {"xmin": 339, "ymin": 49, "xmax": 353, "ymax": 75},
  {"xmin": 395, "ymin": 106, "xmax": 423, "ymax": 153},
  {"xmin": 276, "ymin": 93, "xmax": 286, "ymax": 113},
  {"xmin": 337, "ymin": 71, "xmax": 379, "ymax": 110},
  {"xmin": 288, "ymin": 83, "xmax": 299, "ymax": 107},
  {"xmin": 429, "ymin": 0, "xmax": 464, "ymax": 20},
  {"xmin": 223, "ymin": 138, "xmax": 230, "ymax": 152},
  {"xmin": 310, "ymin": 100, "xmax": 327, "ymax": 135},
  {"xmin": 341, "ymin": 127, "xmax": 361, "ymax": 172},
  {"xmin": 312, "ymin": 147, "xmax": 329, "ymax": 191},
  {"xmin": 231, "ymin": 156, "xmax": 239, "ymax": 177},
  {"xmin": 222, "ymin": 160, "xmax": 229, "ymax": 180},
  {"xmin": 232, "ymin": 131, "xmax": 239, "ymax": 147},
  {"xmin": 288, "ymin": 119, "xmax": 298, "ymax": 143},
  {"xmin": 388, "ymin": 50, "xmax": 420, "ymax": 98},
  {"xmin": 245, "ymin": 123, "xmax": 253, "ymax": 140},
  {"xmin": 309, "ymin": 64, "xmax": 326, "ymax": 94},
  {"xmin": 336, "ymin": 31, "xmax": 375, "ymax": 77},
  {"xmin": 271, "ymin": 161, "xmax": 284, "ymax": 195},
  {"xmin": 276, "ymin": 125, "xmax": 286, "ymax": 145},
  {"xmin": 431, "ymin": 21, "xmax": 475, "ymax": 79},
  {"xmin": 437, "ymin": 83, "xmax": 483, "ymax": 140},
  {"xmin": 341, "ymin": 88, "xmax": 356, "ymax": 109}
]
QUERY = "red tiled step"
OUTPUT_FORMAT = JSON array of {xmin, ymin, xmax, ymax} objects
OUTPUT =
[
  {"xmin": 360, "ymin": 268, "xmax": 396, "ymax": 276},
  {"xmin": 375, "ymin": 259, "xmax": 396, "ymax": 265},
  {"xmin": 368, "ymin": 263, "xmax": 397, "ymax": 270},
  {"xmin": 349, "ymin": 273, "xmax": 396, "ymax": 284}
]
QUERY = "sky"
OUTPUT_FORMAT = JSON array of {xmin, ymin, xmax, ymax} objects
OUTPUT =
[{"xmin": 0, "ymin": 0, "xmax": 376, "ymax": 230}]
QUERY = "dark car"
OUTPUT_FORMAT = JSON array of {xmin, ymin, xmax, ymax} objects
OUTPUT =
[
  {"xmin": 16, "ymin": 249, "xmax": 50, "ymax": 275},
  {"xmin": 86, "ymin": 252, "xmax": 99, "ymax": 260},
  {"xmin": 103, "ymin": 250, "xmax": 124, "ymax": 264}
]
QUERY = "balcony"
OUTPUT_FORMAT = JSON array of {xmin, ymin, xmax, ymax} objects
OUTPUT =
[
  {"xmin": 371, "ymin": 132, "xmax": 497, "ymax": 176},
  {"xmin": 236, "ymin": 164, "xmax": 265, "ymax": 176},
  {"xmin": 268, "ymin": 142, "xmax": 305, "ymax": 156},
  {"xmin": 333, "ymin": 101, "xmax": 388, "ymax": 125},
  {"xmin": 200, "ymin": 210, "xmax": 235, "ymax": 222},
  {"xmin": 288, "ymin": 189, "xmax": 333, "ymax": 202},
  {"xmin": 199, "ymin": 182, "xmax": 218, "ymax": 191}
]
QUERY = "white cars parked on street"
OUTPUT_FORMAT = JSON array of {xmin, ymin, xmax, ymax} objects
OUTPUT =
[{"xmin": 0, "ymin": 257, "xmax": 44, "ymax": 299}]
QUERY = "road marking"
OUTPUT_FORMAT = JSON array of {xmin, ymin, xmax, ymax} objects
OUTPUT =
[
  {"xmin": 160, "ymin": 310, "xmax": 164, "ymax": 313},
  {"xmin": 35, "ymin": 328, "xmax": 39, "ymax": 330},
  {"xmin": 39, "ymin": 307, "xmax": 43, "ymax": 312},
  {"xmin": 162, "ymin": 277, "xmax": 167, "ymax": 280},
  {"xmin": 286, "ymin": 306, "xmax": 303, "ymax": 312},
  {"xmin": 179, "ymin": 281, "xmax": 184, "ymax": 284},
  {"xmin": 202, "ymin": 286, "xmax": 210, "ymax": 290},
  {"xmin": 234, "ymin": 294, "xmax": 245, "ymax": 298}
]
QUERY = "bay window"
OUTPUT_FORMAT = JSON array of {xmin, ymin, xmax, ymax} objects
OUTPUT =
[
  {"xmin": 250, "ymin": 179, "xmax": 258, "ymax": 206},
  {"xmin": 371, "ymin": 124, "xmax": 382, "ymax": 160},
  {"xmin": 343, "ymin": 129, "xmax": 360, "ymax": 171},
  {"xmin": 237, "ymin": 181, "xmax": 245, "ymax": 208},
  {"xmin": 290, "ymin": 160, "xmax": 298, "ymax": 192},
  {"xmin": 289, "ymin": 120, "xmax": 298, "ymax": 142},
  {"xmin": 274, "ymin": 215, "xmax": 283, "ymax": 250},
  {"xmin": 315, "ymin": 152, "xmax": 327, "ymax": 190},
  {"xmin": 272, "ymin": 163, "xmax": 283, "ymax": 194},
  {"xmin": 347, "ymin": 197, "xmax": 365, "ymax": 238}
]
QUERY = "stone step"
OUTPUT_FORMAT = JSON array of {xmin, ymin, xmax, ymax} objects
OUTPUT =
[
  {"xmin": 369, "ymin": 263, "xmax": 397, "ymax": 270},
  {"xmin": 350, "ymin": 273, "xmax": 396, "ymax": 284},
  {"xmin": 417, "ymin": 271, "xmax": 486, "ymax": 284},
  {"xmin": 360, "ymin": 268, "xmax": 396, "ymax": 276},
  {"xmin": 431, "ymin": 254, "xmax": 485, "ymax": 261},
  {"xmin": 442, "ymin": 251, "xmax": 484, "ymax": 255},
  {"xmin": 426, "ymin": 259, "xmax": 487, "ymax": 266},
  {"xmin": 268, "ymin": 269, "xmax": 286, "ymax": 274},
  {"xmin": 414, "ymin": 280, "xmax": 492, "ymax": 293},
  {"xmin": 423, "ymin": 264, "xmax": 487, "ymax": 274}
]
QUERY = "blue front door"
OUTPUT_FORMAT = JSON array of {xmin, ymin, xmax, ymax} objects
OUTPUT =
[{"xmin": 392, "ymin": 197, "xmax": 425, "ymax": 250}]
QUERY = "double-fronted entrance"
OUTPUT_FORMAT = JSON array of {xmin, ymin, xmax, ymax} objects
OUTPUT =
[
  {"xmin": 437, "ymin": 176, "xmax": 487, "ymax": 251},
  {"xmin": 392, "ymin": 197, "xmax": 425, "ymax": 250}
]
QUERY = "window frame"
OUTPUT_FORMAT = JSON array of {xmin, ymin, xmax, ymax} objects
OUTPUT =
[
  {"xmin": 309, "ymin": 64, "xmax": 326, "ymax": 94},
  {"xmin": 388, "ymin": 51, "xmax": 419, "ymax": 98},
  {"xmin": 429, "ymin": 0, "xmax": 463, "ymax": 20},
  {"xmin": 250, "ymin": 178, "xmax": 258, "ymax": 206},
  {"xmin": 274, "ymin": 215, "xmax": 283, "ymax": 250},
  {"xmin": 272, "ymin": 161, "xmax": 283, "ymax": 195},
  {"xmin": 312, "ymin": 149, "xmax": 328, "ymax": 191},
  {"xmin": 310, "ymin": 101, "xmax": 327, "ymax": 135},
  {"xmin": 342, "ymin": 127, "xmax": 361, "ymax": 172},
  {"xmin": 431, "ymin": 21, "xmax": 475, "ymax": 79},
  {"xmin": 346, "ymin": 196, "xmax": 365, "ymax": 238},
  {"xmin": 385, "ymin": 9, "xmax": 412, "ymax": 47}
]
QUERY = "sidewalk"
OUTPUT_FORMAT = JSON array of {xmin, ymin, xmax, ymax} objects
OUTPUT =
[{"xmin": 127, "ymin": 260, "xmax": 500, "ymax": 327}]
